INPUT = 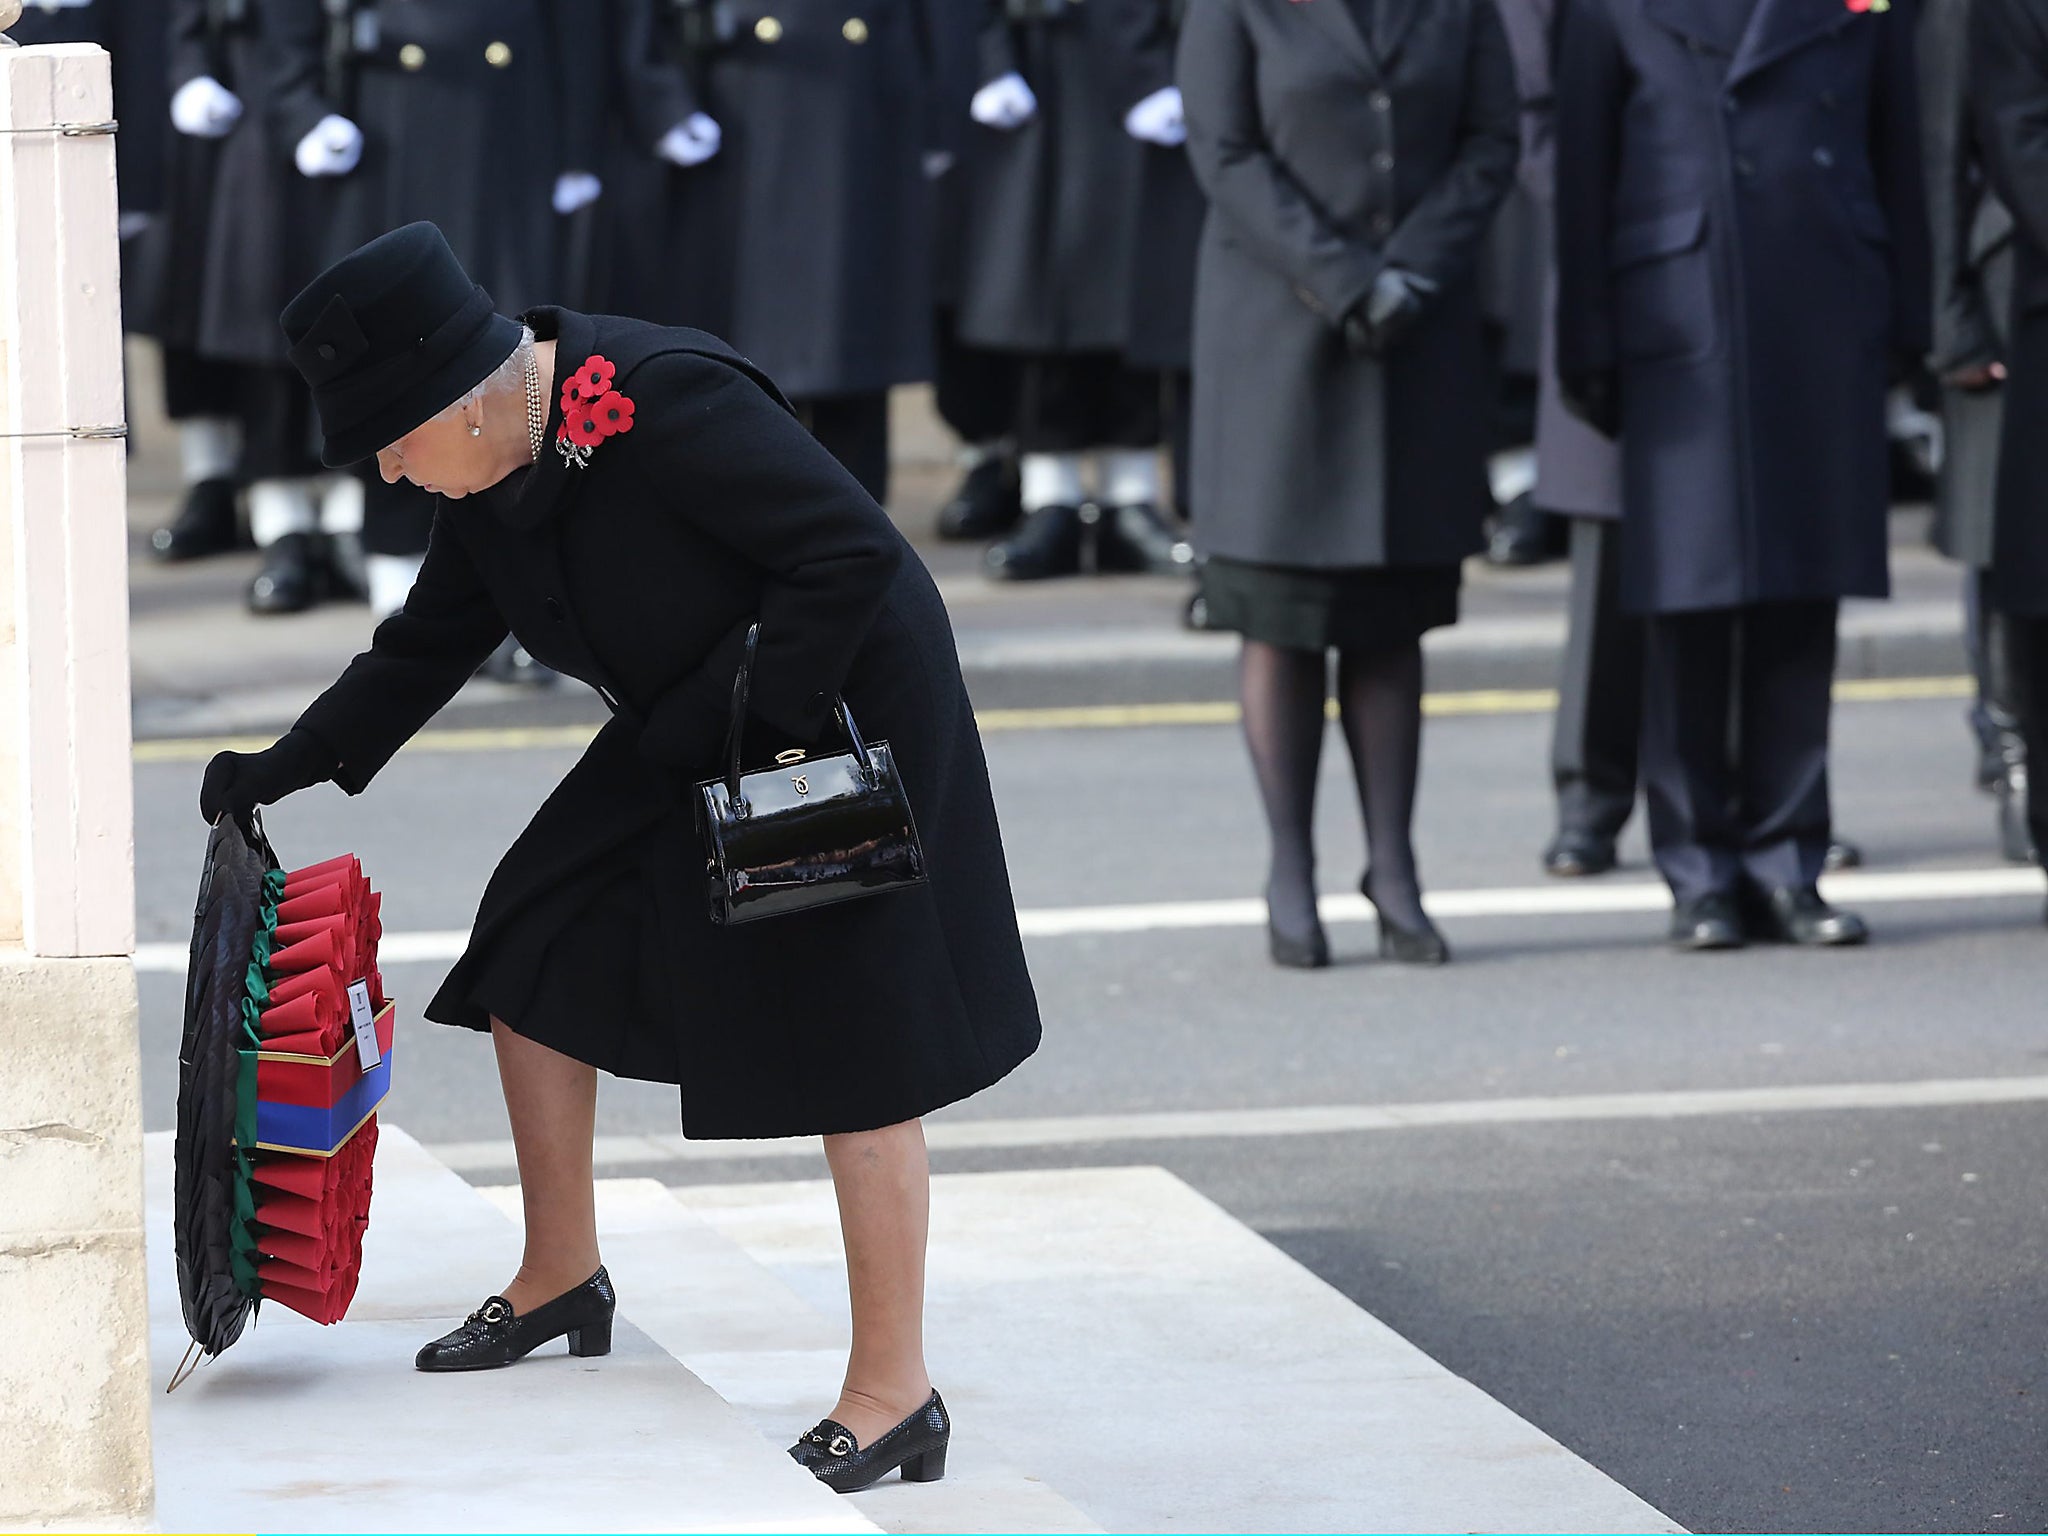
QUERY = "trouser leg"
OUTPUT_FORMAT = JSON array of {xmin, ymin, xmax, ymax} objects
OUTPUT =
[
  {"xmin": 2011, "ymin": 613, "xmax": 2048, "ymax": 872},
  {"xmin": 1732, "ymin": 600, "xmax": 1839, "ymax": 894},
  {"xmin": 1550, "ymin": 516, "xmax": 1642, "ymax": 842},
  {"xmin": 795, "ymin": 391, "xmax": 891, "ymax": 507},
  {"xmin": 1640, "ymin": 607, "xmax": 1742, "ymax": 904}
]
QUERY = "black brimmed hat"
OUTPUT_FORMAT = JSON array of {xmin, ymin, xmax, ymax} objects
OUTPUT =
[{"xmin": 280, "ymin": 222, "xmax": 523, "ymax": 467}]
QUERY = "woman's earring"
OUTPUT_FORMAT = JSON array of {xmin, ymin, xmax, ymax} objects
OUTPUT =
[{"xmin": 470, "ymin": 423, "xmax": 483, "ymax": 438}]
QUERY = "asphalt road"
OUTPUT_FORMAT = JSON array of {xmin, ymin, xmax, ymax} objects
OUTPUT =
[{"xmin": 131, "ymin": 674, "xmax": 2048, "ymax": 1534}]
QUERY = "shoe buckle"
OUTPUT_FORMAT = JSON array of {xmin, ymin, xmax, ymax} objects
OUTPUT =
[
  {"xmin": 827, "ymin": 1433, "xmax": 855, "ymax": 1457},
  {"xmin": 474, "ymin": 1299, "xmax": 512, "ymax": 1326}
]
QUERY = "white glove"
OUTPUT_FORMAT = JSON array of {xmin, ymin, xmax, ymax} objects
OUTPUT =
[
  {"xmin": 1125, "ymin": 85, "xmax": 1185, "ymax": 147},
  {"xmin": 170, "ymin": 75, "xmax": 243, "ymax": 138},
  {"xmin": 656, "ymin": 112, "xmax": 723, "ymax": 167},
  {"xmin": 970, "ymin": 72, "xmax": 1037, "ymax": 131},
  {"xmin": 295, "ymin": 114, "xmax": 364, "ymax": 177},
  {"xmin": 552, "ymin": 171, "xmax": 602, "ymax": 214}
]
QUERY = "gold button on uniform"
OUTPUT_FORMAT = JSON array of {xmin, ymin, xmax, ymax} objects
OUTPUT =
[
  {"xmin": 485, "ymin": 40, "xmax": 513, "ymax": 67},
  {"xmin": 754, "ymin": 15, "xmax": 782, "ymax": 41},
  {"xmin": 842, "ymin": 16, "xmax": 868, "ymax": 42},
  {"xmin": 398, "ymin": 42, "xmax": 426, "ymax": 70}
]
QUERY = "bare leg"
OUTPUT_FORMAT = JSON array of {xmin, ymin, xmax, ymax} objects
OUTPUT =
[
  {"xmin": 489, "ymin": 1015, "xmax": 603, "ymax": 1313},
  {"xmin": 821, "ymin": 1118, "xmax": 935, "ymax": 1445}
]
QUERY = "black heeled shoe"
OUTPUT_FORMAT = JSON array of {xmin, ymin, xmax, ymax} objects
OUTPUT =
[
  {"xmin": 790, "ymin": 1390, "xmax": 951, "ymax": 1494},
  {"xmin": 414, "ymin": 1265, "xmax": 616, "ymax": 1371},
  {"xmin": 1362, "ymin": 873, "xmax": 1450, "ymax": 965},
  {"xmin": 1266, "ymin": 885, "xmax": 1331, "ymax": 969}
]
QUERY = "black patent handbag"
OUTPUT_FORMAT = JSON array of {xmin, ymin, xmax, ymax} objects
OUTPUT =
[{"xmin": 694, "ymin": 623, "xmax": 928, "ymax": 925}]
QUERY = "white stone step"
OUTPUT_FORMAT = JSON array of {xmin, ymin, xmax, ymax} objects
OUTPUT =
[
  {"xmin": 477, "ymin": 1177, "xmax": 1102, "ymax": 1535},
  {"xmin": 140, "ymin": 1126, "xmax": 877, "ymax": 1535},
  {"xmin": 671, "ymin": 1165, "xmax": 1688, "ymax": 1535}
]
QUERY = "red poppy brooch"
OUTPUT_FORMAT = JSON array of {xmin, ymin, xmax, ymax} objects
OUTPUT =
[
  {"xmin": 556, "ymin": 354, "xmax": 635, "ymax": 469},
  {"xmin": 1845, "ymin": 0, "xmax": 1890, "ymax": 11}
]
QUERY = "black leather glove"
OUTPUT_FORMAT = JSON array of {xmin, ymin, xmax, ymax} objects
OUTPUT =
[
  {"xmin": 1342, "ymin": 268, "xmax": 1440, "ymax": 357},
  {"xmin": 199, "ymin": 728, "xmax": 337, "ymax": 826},
  {"xmin": 1561, "ymin": 369, "xmax": 1621, "ymax": 439}
]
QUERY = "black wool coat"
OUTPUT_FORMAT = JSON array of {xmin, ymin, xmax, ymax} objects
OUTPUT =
[
  {"xmin": 1969, "ymin": 0, "xmax": 2048, "ymax": 614},
  {"xmin": 288, "ymin": 308, "xmax": 1042, "ymax": 1139},
  {"xmin": 955, "ymin": 0, "xmax": 1150, "ymax": 354},
  {"xmin": 1177, "ymin": 0, "xmax": 1518, "ymax": 569},
  {"xmin": 1555, "ymin": 0, "xmax": 1932, "ymax": 615},
  {"xmin": 269, "ymin": 0, "xmax": 603, "ymax": 328},
  {"xmin": 1100, "ymin": 0, "xmax": 1205, "ymax": 373},
  {"xmin": 603, "ymin": 0, "xmax": 938, "ymax": 399},
  {"xmin": 1923, "ymin": 0, "xmax": 2015, "ymax": 570}
]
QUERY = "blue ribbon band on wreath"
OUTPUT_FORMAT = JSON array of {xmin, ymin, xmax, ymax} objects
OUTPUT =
[{"xmin": 250, "ymin": 1045, "xmax": 393, "ymax": 1157}]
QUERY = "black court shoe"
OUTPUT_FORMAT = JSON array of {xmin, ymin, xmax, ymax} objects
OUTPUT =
[
  {"xmin": 790, "ymin": 1391, "xmax": 951, "ymax": 1494},
  {"xmin": 415, "ymin": 1265, "xmax": 616, "ymax": 1371},
  {"xmin": 1363, "ymin": 872, "xmax": 1451, "ymax": 966}
]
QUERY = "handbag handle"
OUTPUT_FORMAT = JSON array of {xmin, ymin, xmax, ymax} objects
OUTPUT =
[{"xmin": 722, "ymin": 622, "xmax": 874, "ymax": 816}]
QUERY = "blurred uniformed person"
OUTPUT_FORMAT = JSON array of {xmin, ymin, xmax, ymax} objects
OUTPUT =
[
  {"xmin": 960, "ymin": 0, "xmax": 1192, "ymax": 581},
  {"xmin": 1921, "ymin": 0, "xmax": 2031, "ymax": 862},
  {"xmin": 1556, "ymin": 0, "xmax": 1929, "ymax": 950},
  {"xmin": 608, "ymin": 0, "xmax": 938, "ymax": 504},
  {"xmin": 267, "ymin": 0, "xmax": 603, "ymax": 621}
]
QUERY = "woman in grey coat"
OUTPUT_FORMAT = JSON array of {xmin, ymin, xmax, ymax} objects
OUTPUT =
[{"xmin": 1177, "ymin": 0, "xmax": 1517, "ymax": 967}]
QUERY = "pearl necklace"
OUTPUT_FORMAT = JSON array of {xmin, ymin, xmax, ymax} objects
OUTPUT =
[{"xmin": 524, "ymin": 344, "xmax": 546, "ymax": 463}]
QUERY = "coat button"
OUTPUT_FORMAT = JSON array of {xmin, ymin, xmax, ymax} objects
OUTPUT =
[
  {"xmin": 1370, "ymin": 90, "xmax": 1392, "ymax": 112},
  {"xmin": 398, "ymin": 42, "xmax": 426, "ymax": 70},
  {"xmin": 316, "ymin": 342, "xmax": 336, "ymax": 360},
  {"xmin": 1734, "ymin": 154, "xmax": 1756, "ymax": 178},
  {"xmin": 1812, "ymin": 145, "xmax": 1835, "ymax": 169},
  {"xmin": 1820, "ymin": 90, "xmax": 1839, "ymax": 109},
  {"xmin": 485, "ymin": 40, "xmax": 513, "ymax": 67},
  {"xmin": 842, "ymin": 16, "xmax": 868, "ymax": 42},
  {"xmin": 1371, "ymin": 212, "xmax": 1393, "ymax": 236},
  {"xmin": 1372, "ymin": 150, "xmax": 1394, "ymax": 171},
  {"xmin": 1722, "ymin": 94, "xmax": 1738, "ymax": 114},
  {"xmin": 545, "ymin": 597, "xmax": 565, "ymax": 622},
  {"xmin": 754, "ymin": 15, "xmax": 782, "ymax": 41}
]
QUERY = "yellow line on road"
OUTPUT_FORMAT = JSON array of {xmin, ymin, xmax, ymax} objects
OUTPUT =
[{"xmin": 131, "ymin": 674, "xmax": 1976, "ymax": 763}]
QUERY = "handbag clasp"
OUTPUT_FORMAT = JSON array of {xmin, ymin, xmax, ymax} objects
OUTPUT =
[{"xmin": 775, "ymin": 748, "xmax": 808, "ymax": 765}]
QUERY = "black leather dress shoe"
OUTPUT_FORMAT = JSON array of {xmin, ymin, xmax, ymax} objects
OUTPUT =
[
  {"xmin": 1823, "ymin": 839, "xmax": 1864, "ymax": 872},
  {"xmin": 1543, "ymin": 832, "xmax": 1617, "ymax": 877},
  {"xmin": 1749, "ymin": 886, "xmax": 1869, "ymax": 946},
  {"xmin": 247, "ymin": 531, "xmax": 327, "ymax": 615},
  {"xmin": 150, "ymin": 477, "xmax": 241, "ymax": 562},
  {"xmin": 1094, "ymin": 502, "xmax": 1195, "ymax": 574},
  {"xmin": 1670, "ymin": 893, "xmax": 1745, "ymax": 950},
  {"xmin": 415, "ymin": 1265, "xmax": 616, "ymax": 1371},
  {"xmin": 985, "ymin": 504, "xmax": 1083, "ymax": 581},
  {"xmin": 936, "ymin": 456, "xmax": 1021, "ymax": 541},
  {"xmin": 1998, "ymin": 767, "xmax": 2036, "ymax": 865},
  {"xmin": 790, "ymin": 1390, "xmax": 950, "ymax": 1493}
]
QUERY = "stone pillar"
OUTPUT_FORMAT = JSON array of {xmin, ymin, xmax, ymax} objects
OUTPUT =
[{"xmin": 0, "ymin": 19, "xmax": 154, "ymax": 1529}]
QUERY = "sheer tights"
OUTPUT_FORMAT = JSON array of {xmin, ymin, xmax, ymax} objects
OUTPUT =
[{"xmin": 1239, "ymin": 638, "xmax": 1431, "ymax": 949}]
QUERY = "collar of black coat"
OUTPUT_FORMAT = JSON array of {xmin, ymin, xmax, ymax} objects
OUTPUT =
[
  {"xmin": 478, "ymin": 304, "xmax": 589, "ymax": 531},
  {"xmin": 1640, "ymin": 0, "xmax": 1854, "ymax": 84}
]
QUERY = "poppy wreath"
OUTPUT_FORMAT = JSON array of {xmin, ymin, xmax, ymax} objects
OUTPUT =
[{"xmin": 558, "ymin": 353, "xmax": 635, "ymax": 469}]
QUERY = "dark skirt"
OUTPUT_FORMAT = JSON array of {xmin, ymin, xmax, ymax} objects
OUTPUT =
[{"xmin": 1199, "ymin": 556, "xmax": 1462, "ymax": 651}]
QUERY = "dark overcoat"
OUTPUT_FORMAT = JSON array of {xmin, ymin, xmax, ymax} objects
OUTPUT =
[
  {"xmin": 1176, "ymin": 0, "xmax": 1518, "ymax": 569},
  {"xmin": 1555, "ymin": 0, "xmax": 1932, "ymax": 615},
  {"xmin": 268, "ymin": 1, "xmax": 601, "ymax": 327},
  {"xmin": 1496, "ymin": 0, "xmax": 1621, "ymax": 519},
  {"xmin": 605, "ymin": 0, "xmax": 937, "ymax": 399},
  {"xmin": 1100, "ymin": 0, "xmax": 1205, "ymax": 373},
  {"xmin": 1969, "ymin": 0, "xmax": 2048, "ymax": 615},
  {"xmin": 956, "ymin": 0, "xmax": 1149, "ymax": 354},
  {"xmin": 1922, "ymin": 0, "xmax": 2015, "ymax": 569},
  {"xmin": 289, "ymin": 308, "xmax": 1042, "ymax": 1139}
]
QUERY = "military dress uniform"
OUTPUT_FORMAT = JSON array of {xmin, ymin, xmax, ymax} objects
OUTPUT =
[
  {"xmin": 267, "ymin": 0, "xmax": 602, "ymax": 598},
  {"xmin": 607, "ymin": 0, "xmax": 940, "ymax": 504},
  {"xmin": 959, "ymin": 0, "xmax": 1190, "ymax": 581},
  {"xmin": 1556, "ymin": 0, "xmax": 1931, "ymax": 947}
]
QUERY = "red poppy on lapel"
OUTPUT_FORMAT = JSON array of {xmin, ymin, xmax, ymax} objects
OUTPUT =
[
  {"xmin": 556, "ymin": 355, "xmax": 633, "ymax": 469},
  {"xmin": 1845, "ymin": 0, "xmax": 1891, "ymax": 12}
]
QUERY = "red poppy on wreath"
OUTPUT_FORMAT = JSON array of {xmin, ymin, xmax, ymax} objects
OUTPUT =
[{"xmin": 1845, "ymin": 0, "xmax": 1890, "ymax": 12}]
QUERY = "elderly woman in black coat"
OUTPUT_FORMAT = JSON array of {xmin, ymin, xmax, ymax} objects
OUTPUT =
[
  {"xmin": 198, "ymin": 222, "xmax": 1043, "ymax": 1493},
  {"xmin": 1177, "ymin": 0, "xmax": 1518, "ymax": 968}
]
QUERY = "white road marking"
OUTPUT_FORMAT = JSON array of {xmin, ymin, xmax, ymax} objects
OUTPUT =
[
  {"xmin": 422, "ymin": 1073, "xmax": 2048, "ymax": 1172},
  {"xmin": 132, "ymin": 864, "xmax": 2044, "ymax": 973}
]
